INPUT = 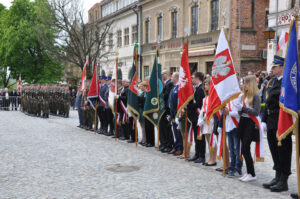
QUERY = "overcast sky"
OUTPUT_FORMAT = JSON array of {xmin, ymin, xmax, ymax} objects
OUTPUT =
[{"xmin": 0, "ymin": 0, "xmax": 101, "ymax": 21}]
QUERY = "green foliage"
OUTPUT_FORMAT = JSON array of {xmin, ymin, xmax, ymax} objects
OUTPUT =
[{"xmin": 0, "ymin": 0, "xmax": 64, "ymax": 86}]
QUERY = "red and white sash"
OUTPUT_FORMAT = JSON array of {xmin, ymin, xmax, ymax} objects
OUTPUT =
[
  {"xmin": 120, "ymin": 101, "xmax": 128, "ymax": 123},
  {"xmin": 228, "ymin": 101, "xmax": 239, "ymax": 127},
  {"xmin": 242, "ymin": 97, "xmax": 264, "ymax": 162},
  {"xmin": 209, "ymin": 130, "xmax": 217, "ymax": 152}
]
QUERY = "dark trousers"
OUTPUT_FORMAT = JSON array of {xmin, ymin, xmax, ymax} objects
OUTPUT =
[
  {"xmin": 192, "ymin": 122, "xmax": 206, "ymax": 158},
  {"xmin": 128, "ymin": 117, "xmax": 136, "ymax": 141},
  {"xmin": 241, "ymin": 137, "xmax": 255, "ymax": 176},
  {"xmin": 159, "ymin": 113, "xmax": 174, "ymax": 148},
  {"xmin": 97, "ymin": 106, "xmax": 107, "ymax": 130},
  {"xmin": 145, "ymin": 118, "xmax": 154, "ymax": 145},
  {"xmin": 172, "ymin": 122, "xmax": 183, "ymax": 151},
  {"xmin": 78, "ymin": 108, "xmax": 83, "ymax": 125},
  {"xmin": 267, "ymin": 129, "xmax": 292, "ymax": 175},
  {"xmin": 106, "ymin": 108, "xmax": 114, "ymax": 132}
]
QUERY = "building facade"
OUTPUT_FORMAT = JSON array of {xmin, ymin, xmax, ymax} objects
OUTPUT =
[
  {"xmin": 266, "ymin": 0, "xmax": 299, "ymax": 72},
  {"xmin": 139, "ymin": 0, "xmax": 269, "ymax": 78},
  {"xmin": 88, "ymin": 0, "xmax": 139, "ymax": 79}
]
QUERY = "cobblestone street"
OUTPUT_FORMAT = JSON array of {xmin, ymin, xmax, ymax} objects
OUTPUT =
[{"xmin": 0, "ymin": 111, "xmax": 298, "ymax": 198}]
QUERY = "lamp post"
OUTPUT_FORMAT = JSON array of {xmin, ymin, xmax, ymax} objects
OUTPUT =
[{"xmin": 263, "ymin": 27, "xmax": 276, "ymax": 41}]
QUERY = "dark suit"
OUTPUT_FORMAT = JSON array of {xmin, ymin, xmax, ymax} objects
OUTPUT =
[
  {"xmin": 263, "ymin": 77, "xmax": 292, "ymax": 176},
  {"xmin": 10, "ymin": 91, "xmax": 18, "ymax": 110},
  {"xmin": 187, "ymin": 83, "xmax": 205, "ymax": 159},
  {"xmin": 98, "ymin": 84, "xmax": 109, "ymax": 131},
  {"xmin": 119, "ymin": 86, "xmax": 130, "ymax": 139},
  {"xmin": 159, "ymin": 79, "xmax": 174, "ymax": 149}
]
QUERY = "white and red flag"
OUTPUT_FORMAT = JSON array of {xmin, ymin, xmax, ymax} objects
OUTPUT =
[
  {"xmin": 277, "ymin": 31, "xmax": 289, "ymax": 51},
  {"xmin": 87, "ymin": 62, "xmax": 98, "ymax": 109},
  {"xmin": 177, "ymin": 42, "xmax": 194, "ymax": 116},
  {"xmin": 206, "ymin": 28, "xmax": 241, "ymax": 122},
  {"xmin": 17, "ymin": 74, "xmax": 21, "ymax": 92},
  {"xmin": 80, "ymin": 59, "xmax": 89, "ymax": 96}
]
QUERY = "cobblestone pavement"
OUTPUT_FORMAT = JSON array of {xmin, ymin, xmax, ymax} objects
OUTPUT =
[{"xmin": 0, "ymin": 111, "xmax": 297, "ymax": 199}]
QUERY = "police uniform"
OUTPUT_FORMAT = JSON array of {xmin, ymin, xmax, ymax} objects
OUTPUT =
[{"xmin": 262, "ymin": 55, "xmax": 292, "ymax": 192}]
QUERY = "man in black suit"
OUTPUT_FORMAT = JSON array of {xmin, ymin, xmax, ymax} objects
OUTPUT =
[
  {"xmin": 159, "ymin": 70, "xmax": 174, "ymax": 153},
  {"xmin": 118, "ymin": 79, "xmax": 130, "ymax": 140},
  {"xmin": 10, "ymin": 88, "xmax": 18, "ymax": 110},
  {"xmin": 262, "ymin": 55, "xmax": 292, "ymax": 192},
  {"xmin": 187, "ymin": 72, "xmax": 206, "ymax": 163}
]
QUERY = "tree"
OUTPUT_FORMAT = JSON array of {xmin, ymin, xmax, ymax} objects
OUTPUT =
[
  {"xmin": 37, "ymin": 0, "xmax": 113, "ymax": 78},
  {"xmin": 0, "ymin": 0, "xmax": 64, "ymax": 86}
]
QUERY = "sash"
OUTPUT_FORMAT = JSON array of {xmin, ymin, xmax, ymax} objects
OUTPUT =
[{"xmin": 228, "ymin": 101, "xmax": 239, "ymax": 127}]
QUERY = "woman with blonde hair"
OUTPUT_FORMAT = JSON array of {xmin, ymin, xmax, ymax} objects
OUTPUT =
[
  {"xmin": 138, "ymin": 81, "xmax": 148, "ymax": 146},
  {"xmin": 237, "ymin": 75, "xmax": 261, "ymax": 182},
  {"xmin": 198, "ymin": 78, "xmax": 217, "ymax": 166}
]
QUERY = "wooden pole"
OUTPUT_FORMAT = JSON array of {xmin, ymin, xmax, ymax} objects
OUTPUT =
[
  {"xmin": 94, "ymin": 100, "xmax": 98, "ymax": 133},
  {"xmin": 184, "ymin": 109, "xmax": 188, "ymax": 157},
  {"xmin": 222, "ymin": 113, "xmax": 227, "ymax": 176},
  {"xmin": 115, "ymin": 56, "xmax": 119, "ymax": 141},
  {"xmin": 135, "ymin": 119, "xmax": 138, "ymax": 147},
  {"xmin": 157, "ymin": 126, "xmax": 160, "ymax": 151},
  {"xmin": 295, "ymin": 120, "xmax": 300, "ymax": 197}
]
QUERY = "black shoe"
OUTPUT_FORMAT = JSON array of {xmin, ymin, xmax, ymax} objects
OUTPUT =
[
  {"xmin": 263, "ymin": 172, "xmax": 280, "ymax": 189},
  {"xmin": 162, "ymin": 147, "xmax": 172, "ymax": 153},
  {"xmin": 127, "ymin": 140, "xmax": 135, "ymax": 143},
  {"xmin": 145, "ymin": 143, "xmax": 154, "ymax": 147},
  {"xmin": 105, "ymin": 131, "xmax": 114, "ymax": 136},
  {"xmin": 119, "ymin": 136, "xmax": 126, "ymax": 140},
  {"xmin": 270, "ymin": 174, "xmax": 289, "ymax": 192},
  {"xmin": 159, "ymin": 146, "xmax": 166, "ymax": 152},
  {"xmin": 204, "ymin": 162, "xmax": 217, "ymax": 166},
  {"xmin": 194, "ymin": 157, "xmax": 205, "ymax": 164},
  {"xmin": 187, "ymin": 155, "xmax": 199, "ymax": 162},
  {"xmin": 291, "ymin": 193, "xmax": 298, "ymax": 199}
]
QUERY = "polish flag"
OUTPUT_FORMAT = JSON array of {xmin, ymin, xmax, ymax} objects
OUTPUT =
[
  {"xmin": 80, "ymin": 59, "xmax": 89, "ymax": 95},
  {"xmin": 206, "ymin": 29, "xmax": 241, "ymax": 123},
  {"xmin": 17, "ymin": 74, "xmax": 21, "ymax": 92},
  {"xmin": 277, "ymin": 31, "xmax": 289, "ymax": 51}
]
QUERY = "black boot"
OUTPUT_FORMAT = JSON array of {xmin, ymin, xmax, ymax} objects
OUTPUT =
[
  {"xmin": 263, "ymin": 171, "xmax": 280, "ymax": 189},
  {"xmin": 291, "ymin": 193, "xmax": 298, "ymax": 199},
  {"xmin": 270, "ymin": 174, "xmax": 289, "ymax": 192}
]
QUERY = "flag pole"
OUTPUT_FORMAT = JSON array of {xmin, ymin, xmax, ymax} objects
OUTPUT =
[
  {"xmin": 184, "ymin": 38, "xmax": 189, "ymax": 158},
  {"xmin": 135, "ymin": 119, "xmax": 138, "ymax": 147},
  {"xmin": 94, "ymin": 100, "xmax": 98, "ymax": 133},
  {"xmin": 222, "ymin": 113, "xmax": 227, "ymax": 176},
  {"xmin": 157, "ymin": 125, "xmax": 160, "ymax": 151},
  {"xmin": 115, "ymin": 56, "xmax": 119, "ymax": 141}
]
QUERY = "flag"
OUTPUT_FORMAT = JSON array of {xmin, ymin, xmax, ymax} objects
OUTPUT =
[
  {"xmin": 87, "ymin": 62, "xmax": 98, "ymax": 109},
  {"xmin": 277, "ymin": 31, "xmax": 289, "ymax": 51},
  {"xmin": 128, "ymin": 43, "xmax": 140, "ymax": 120},
  {"xmin": 177, "ymin": 42, "xmax": 194, "ymax": 117},
  {"xmin": 143, "ymin": 49, "xmax": 165, "ymax": 126},
  {"xmin": 277, "ymin": 19, "xmax": 300, "ymax": 145},
  {"xmin": 206, "ymin": 28, "xmax": 241, "ymax": 123},
  {"xmin": 80, "ymin": 59, "xmax": 89, "ymax": 96},
  {"xmin": 17, "ymin": 74, "xmax": 21, "ymax": 92}
]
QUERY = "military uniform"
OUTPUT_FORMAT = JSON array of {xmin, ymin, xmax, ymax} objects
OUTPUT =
[{"xmin": 263, "ymin": 55, "xmax": 292, "ymax": 192}]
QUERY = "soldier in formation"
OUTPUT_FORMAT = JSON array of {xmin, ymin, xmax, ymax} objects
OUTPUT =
[{"xmin": 21, "ymin": 84, "xmax": 70, "ymax": 118}]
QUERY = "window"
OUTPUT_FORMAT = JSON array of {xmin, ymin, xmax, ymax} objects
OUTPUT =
[
  {"xmin": 206, "ymin": 62, "xmax": 213, "ymax": 75},
  {"xmin": 124, "ymin": 28, "xmax": 129, "ymax": 46},
  {"xmin": 109, "ymin": 33, "xmax": 113, "ymax": 49},
  {"xmin": 144, "ymin": 65, "xmax": 149, "ymax": 79},
  {"xmin": 117, "ymin": 30, "xmax": 122, "ymax": 47},
  {"xmin": 170, "ymin": 67, "xmax": 178, "ymax": 74},
  {"xmin": 171, "ymin": 12, "xmax": 177, "ymax": 38},
  {"xmin": 145, "ymin": 19, "xmax": 150, "ymax": 44},
  {"xmin": 191, "ymin": 6, "xmax": 198, "ymax": 35},
  {"xmin": 211, "ymin": 0, "xmax": 219, "ymax": 31},
  {"xmin": 132, "ymin": 25, "xmax": 137, "ymax": 44},
  {"xmin": 157, "ymin": 16, "xmax": 163, "ymax": 41},
  {"xmin": 251, "ymin": 0, "xmax": 255, "ymax": 28}
]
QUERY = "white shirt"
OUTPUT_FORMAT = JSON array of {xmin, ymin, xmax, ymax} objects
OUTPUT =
[{"xmin": 225, "ymin": 96, "xmax": 241, "ymax": 132}]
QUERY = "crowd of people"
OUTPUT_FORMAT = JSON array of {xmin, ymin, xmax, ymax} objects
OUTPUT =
[
  {"xmin": 0, "ymin": 88, "xmax": 20, "ymax": 111},
  {"xmin": 21, "ymin": 84, "xmax": 70, "ymax": 118},
  {"xmin": 76, "ymin": 55, "xmax": 295, "ymax": 196}
]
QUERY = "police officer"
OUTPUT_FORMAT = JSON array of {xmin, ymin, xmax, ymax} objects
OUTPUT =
[
  {"xmin": 262, "ymin": 55, "xmax": 292, "ymax": 192},
  {"xmin": 97, "ymin": 74, "xmax": 109, "ymax": 134}
]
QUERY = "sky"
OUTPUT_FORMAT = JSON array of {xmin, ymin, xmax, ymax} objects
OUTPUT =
[{"xmin": 0, "ymin": 0, "xmax": 101, "ymax": 20}]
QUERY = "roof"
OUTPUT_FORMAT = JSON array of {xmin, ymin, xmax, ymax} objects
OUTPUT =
[{"xmin": 88, "ymin": 0, "xmax": 103, "ymax": 12}]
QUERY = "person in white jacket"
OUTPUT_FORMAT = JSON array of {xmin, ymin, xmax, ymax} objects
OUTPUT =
[{"xmin": 198, "ymin": 78, "xmax": 216, "ymax": 166}]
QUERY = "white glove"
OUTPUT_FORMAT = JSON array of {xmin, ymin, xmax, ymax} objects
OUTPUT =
[
  {"xmin": 116, "ymin": 94, "xmax": 119, "ymax": 99},
  {"xmin": 217, "ymin": 127, "xmax": 222, "ymax": 134},
  {"xmin": 175, "ymin": 118, "xmax": 179, "ymax": 125},
  {"xmin": 198, "ymin": 119, "xmax": 204, "ymax": 127},
  {"xmin": 262, "ymin": 122, "xmax": 267, "ymax": 134},
  {"xmin": 177, "ymin": 122, "xmax": 181, "ymax": 130},
  {"xmin": 166, "ymin": 115, "xmax": 171, "ymax": 122}
]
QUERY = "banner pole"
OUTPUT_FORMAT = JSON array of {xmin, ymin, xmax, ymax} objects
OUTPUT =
[
  {"xmin": 222, "ymin": 113, "xmax": 227, "ymax": 176},
  {"xmin": 295, "ymin": 120, "xmax": 300, "ymax": 197},
  {"xmin": 94, "ymin": 100, "xmax": 98, "ymax": 133},
  {"xmin": 157, "ymin": 125, "xmax": 160, "ymax": 151},
  {"xmin": 184, "ymin": 109, "xmax": 188, "ymax": 157},
  {"xmin": 135, "ymin": 119, "xmax": 138, "ymax": 147},
  {"xmin": 115, "ymin": 56, "xmax": 119, "ymax": 141}
]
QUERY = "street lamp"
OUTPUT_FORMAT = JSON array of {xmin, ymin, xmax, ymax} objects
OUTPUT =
[{"xmin": 263, "ymin": 27, "xmax": 275, "ymax": 41}]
